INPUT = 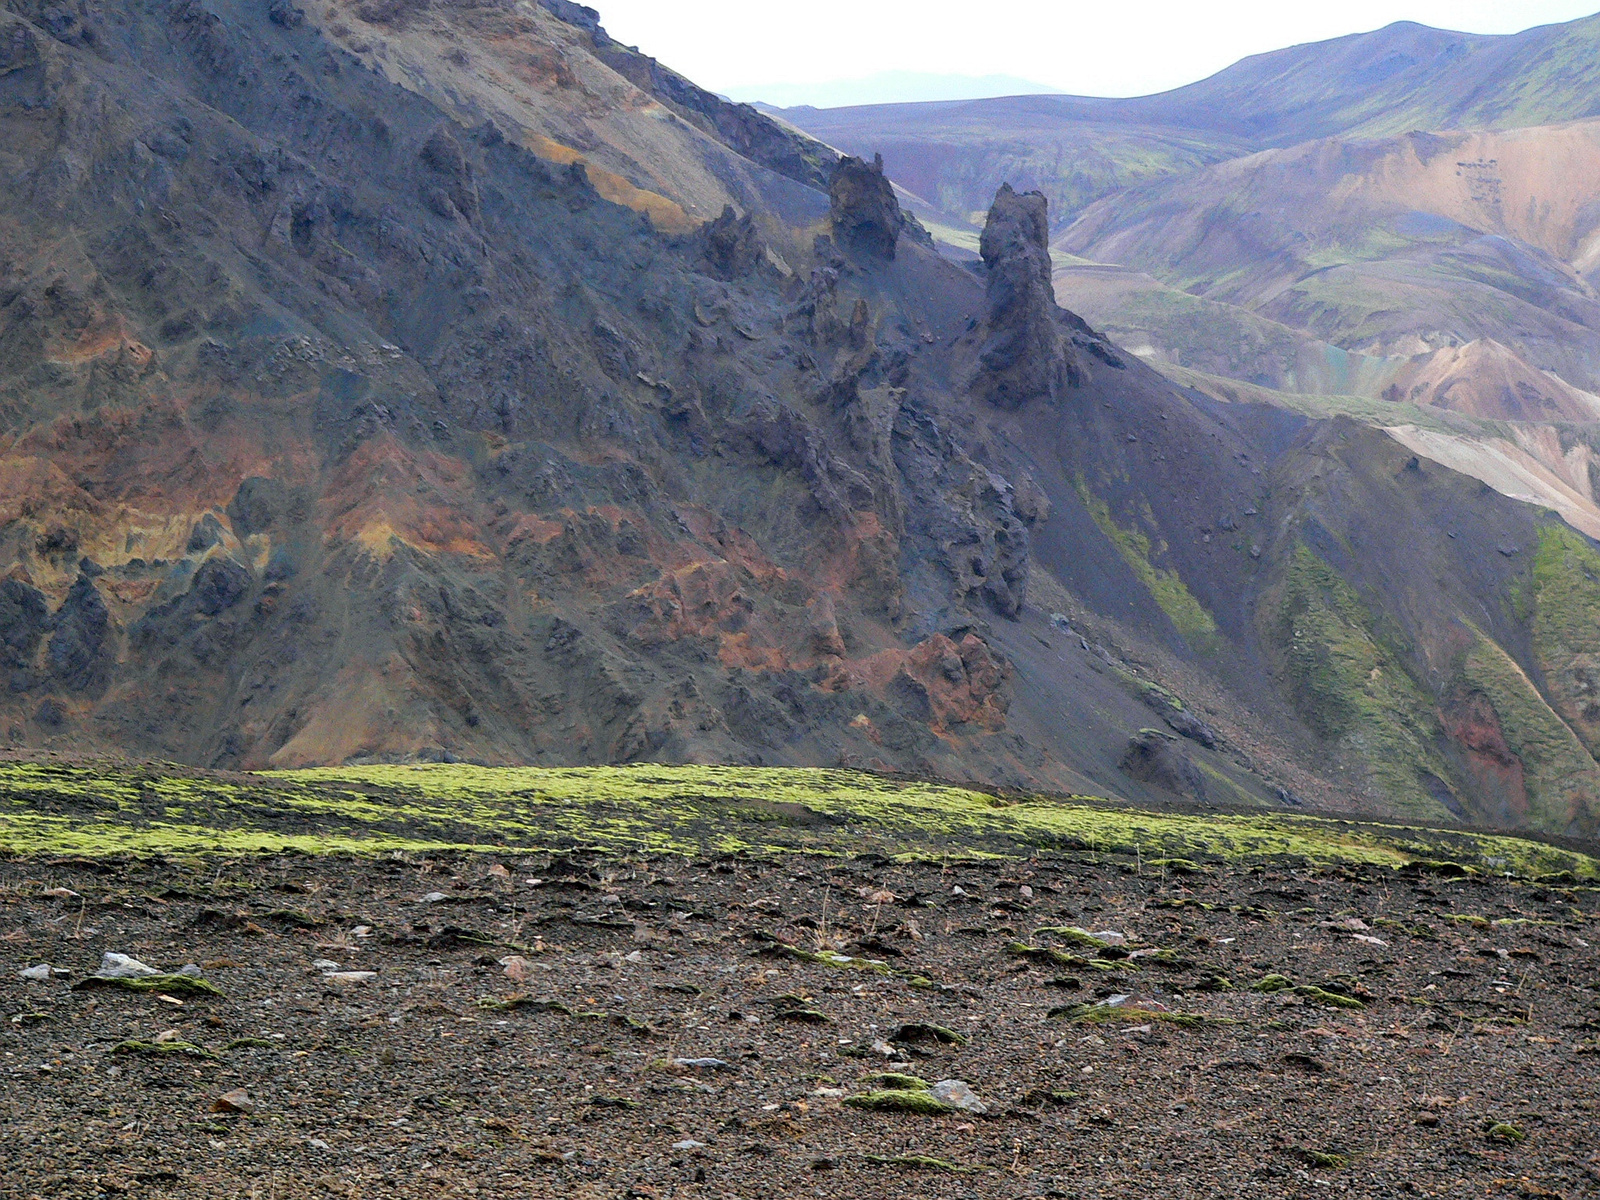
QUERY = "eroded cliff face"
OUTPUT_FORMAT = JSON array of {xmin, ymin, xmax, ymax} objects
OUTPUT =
[
  {"xmin": 1, "ymin": 0, "xmax": 1597, "ymax": 838},
  {"xmin": 0, "ymin": 0, "xmax": 1052, "ymax": 784}
]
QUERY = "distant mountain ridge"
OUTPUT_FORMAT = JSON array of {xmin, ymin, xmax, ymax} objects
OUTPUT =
[
  {"xmin": 733, "ymin": 72, "xmax": 1062, "ymax": 111},
  {"xmin": 783, "ymin": 14, "xmax": 1600, "ymax": 227}
]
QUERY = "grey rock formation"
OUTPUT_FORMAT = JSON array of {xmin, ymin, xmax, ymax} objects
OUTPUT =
[
  {"xmin": 829, "ymin": 154, "xmax": 904, "ymax": 260},
  {"xmin": 975, "ymin": 183, "xmax": 1076, "ymax": 409}
]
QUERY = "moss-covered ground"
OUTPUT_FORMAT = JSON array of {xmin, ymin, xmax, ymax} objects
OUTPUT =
[{"xmin": 0, "ymin": 759, "xmax": 1593, "ymax": 879}]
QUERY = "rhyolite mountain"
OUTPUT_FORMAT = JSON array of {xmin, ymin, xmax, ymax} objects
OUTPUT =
[
  {"xmin": 783, "ymin": 15, "xmax": 1600, "ymax": 230},
  {"xmin": 3, "ymin": 0, "xmax": 1599, "ymax": 842}
]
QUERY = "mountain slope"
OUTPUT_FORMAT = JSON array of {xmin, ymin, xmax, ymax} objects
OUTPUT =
[
  {"xmin": 2, "ymin": 0, "xmax": 1599, "ymax": 839},
  {"xmin": 1057, "ymin": 120, "xmax": 1600, "ymax": 396},
  {"xmin": 780, "ymin": 14, "xmax": 1600, "ymax": 230}
]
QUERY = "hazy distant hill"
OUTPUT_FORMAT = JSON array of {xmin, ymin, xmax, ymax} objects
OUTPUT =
[
  {"xmin": 733, "ymin": 71, "xmax": 1061, "ymax": 110},
  {"xmin": 784, "ymin": 15, "xmax": 1600, "ymax": 227}
]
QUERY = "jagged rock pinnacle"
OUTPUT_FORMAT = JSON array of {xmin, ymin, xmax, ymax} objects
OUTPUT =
[
  {"xmin": 975, "ymin": 183, "xmax": 1074, "ymax": 409},
  {"xmin": 828, "ymin": 153, "xmax": 905, "ymax": 260}
]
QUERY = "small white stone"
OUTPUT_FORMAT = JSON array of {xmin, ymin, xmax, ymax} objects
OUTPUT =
[
  {"xmin": 95, "ymin": 953, "xmax": 160, "ymax": 979},
  {"xmin": 20, "ymin": 964, "xmax": 51, "ymax": 982},
  {"xmin": 322, "ymin": 971, "xmax": 378, "ymax": 985}
]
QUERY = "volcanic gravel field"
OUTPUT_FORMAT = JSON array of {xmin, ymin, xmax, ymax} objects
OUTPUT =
[{"xmin": 2, "ymin": 851, "xmax": 1598, "ymax": 1199}]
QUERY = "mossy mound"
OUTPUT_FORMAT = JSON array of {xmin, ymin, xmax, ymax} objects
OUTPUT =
[
  {"xmin": 861, "ymin": 1072, "xmax": 931, "ymax": 1091},
  {"xmin": 1484, "ymin": 1121, "xmax": 1526, "ymax": 1144},
  {"xmin": 862, "ymin": 1153, "xmax": 980, "ymax": 1173},
  {"xmin": 887, "ymin": 1022, "xmax": 970, "ymax": 1046},
  {"xmin": 1047, "ymin": 1003, "xmax": 1214, "ymax": 1027},
  {"xmin": 74, "ymin": 974, "xmax": 223, "ymax": 997},
  {"xmin": 0, "ymin": 761, "xmax": 1594, "ymax": 881},
  {"xmin": 111, "ymin": 1039, "xmax": 217, "ymax": 1059},
  {"xmin": 1031, "ymin": 926, "xmax": 1116, "ymax": 951},
  {"xmin": 843, "ymin": 1088, "xmax": 960, "ymax": 1115},
  {"xmin": 1251, "ymin": 973, "xmax": 1365, "ymax": 1008}
]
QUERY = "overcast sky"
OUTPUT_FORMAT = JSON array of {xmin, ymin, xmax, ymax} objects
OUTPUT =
[{"xmin": 591, "ymin": 1, "xmax": 1600, "ymax": 104}]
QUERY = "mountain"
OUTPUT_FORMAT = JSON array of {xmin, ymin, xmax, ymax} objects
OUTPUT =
[
  {"xmin": 1057, "ymin": 120, "xmax": 1600, "ymax": 398},
  {"xmin": 782, "ymin": 10, "xmax": 1600, "ymax": 584},
  {"xmin": 781, "ymin": 15, "xmax": 1600, "ymax": 229},
  {"xmin": 734, "ymin": 72, "xmax": 1062, "ymax": 111},
  {"xmin": 775, "ymin": 98, "xmax": 1248, "ymax": 232},
  {"xmin": 4, "ymin": 0, "xmax": 1600, "ymax": 840}
]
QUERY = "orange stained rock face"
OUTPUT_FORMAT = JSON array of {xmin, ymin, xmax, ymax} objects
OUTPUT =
[
  {"xmin": 0, "ymin": 455, "xmax": 99, "ymax": 526},
  {"xmin": 323, "ymin": 435, "xmax": 494, "ymax": 559}
]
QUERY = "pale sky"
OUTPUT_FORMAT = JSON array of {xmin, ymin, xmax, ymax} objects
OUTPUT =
[{"xmin": 591, "ymin": 1, "xmax": 1600, "ymax": 104}]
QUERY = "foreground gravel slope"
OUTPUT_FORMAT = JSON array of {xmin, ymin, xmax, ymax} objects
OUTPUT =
[{"xmin": 3, "ymin": 849, "xmax": 1597, "ymax": 1199}]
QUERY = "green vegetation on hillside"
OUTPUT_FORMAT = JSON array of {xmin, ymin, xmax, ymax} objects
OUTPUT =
[
  {"xmin": 1077, "ymin": 479, "xmax": 1221, "ymax": 654},
  {"xmin": 1526, "ymin": 524, "xmax": 1600, "ymax": 757},
  {"xmin": 0, "ymin": 761, "xmax": 1592, "ymax": 878},
  {"xmin": 1453, "ymin": 629, "xmax": 1600, "ymax": 836},
  {"xmin": 1268, "ymin": 545, "xmax": 1454, "ymax": 821}
]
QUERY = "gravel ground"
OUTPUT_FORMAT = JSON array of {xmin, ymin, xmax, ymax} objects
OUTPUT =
[{"xmin": 2, "ymin": 851, "xmax": 1597, "ymax": 1199}]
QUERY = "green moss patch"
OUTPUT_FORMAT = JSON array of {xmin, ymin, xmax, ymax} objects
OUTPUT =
[
  {"xmin": 0, "ymin": 761, "xmax": 1593, "ymax": 882},
  {"xmin": 1077, "ymin": 478, "xmax": 1221, "ymax": 654},
  {"xmin": 1265, "ymin": 544, "xmax": 1454, "ymax": 821},
  {"xmin": 1484, "ymin": 1121, "xmax": 1526, "ymax": 1144},
  {"xmin": 74, "ymin": 974, "xmax": 223, "ymax": 997},
  {"xmin": 1047, "ymin": 1003, "xmax": 1217, "ymax": 1027},
  {"xmin": 1251, "ymin": 973, "xmax": 1365, "ymax": 1008},
  {"xmin": 843, "ymin": 1089, "xmax": 960, "ymax": 1115},
  {"xmin": 111, "ymin": 1039, "xmax": 217, "ymax": 1059},
  {"xmin": 1525, "ymin": 524, "xmax": 1600, "ymax": 760},
  {"xmin": 1452, "ymin": 628, "xmax": 1600, "ymax": 835},
  {"xmin": 861, "ymin": 1072, "xmax": 930, "ymax": 1091},
  {"xmin": 887, "ymin": 1022, "xmax": 970, "ymax": 1046}
]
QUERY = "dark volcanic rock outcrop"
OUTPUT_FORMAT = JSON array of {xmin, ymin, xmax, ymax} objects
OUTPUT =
[
  {"xmin": 698, "ymin": 206, "xmax": 765, "ymax": 280},
  {"xmin": 974, "ymin": 184, "xmax": 1077, "ymax": 408},
  {"xmin": 829, "ymin": 154, "xmax": 905, "ymax": 260}
]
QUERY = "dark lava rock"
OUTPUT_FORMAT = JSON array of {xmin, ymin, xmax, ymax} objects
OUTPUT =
[
  {"xmin": 974, "ymin": 183, "xmax": 1076, "ymax": 409},
  {"xmin": 699, "ymin": 205, "xmax": 764, "ymax": 280},
  {"xmin": 46, "ymin": 574, "xmax": 113, "ymax": 692},
  {"xmin": 228, "ymin": 477, "xmax": 293, "ymax": 537},
  {"xmin": 1120, "ymin": 728, "xmax": 1206, "ymax": 801},
  {"xmin": 0, "ymin": 578, "xmax": 51, "ymax": 670},
  {"xmin": 419, "ymin": 126, "xmax": 479, "ymax": 222},
  {"xmin": 829, "ymin": 154, "xmax": 904, "ymax": 261},
  {"xmin": 187, "ymin": 513, "xmax": 229, "ymax": 553},
  {"xmin": 1163, "ymin": 707, "xmax": 1219, "ymax": 749},
  {"xmin": 191, "ymin": 558, "xmax": 252, "ymax": 616}
]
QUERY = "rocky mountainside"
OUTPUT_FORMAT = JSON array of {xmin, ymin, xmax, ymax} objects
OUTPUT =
[
  {"xmin": 4, "ymin": 0, "xmax": 1600, "ymax": 841},
  {"xmin": 781, "ymin": 12, "xmax": 1600, "ymax": 615}
]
